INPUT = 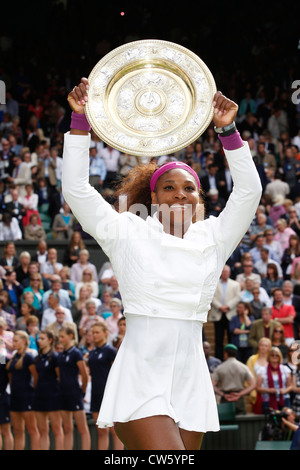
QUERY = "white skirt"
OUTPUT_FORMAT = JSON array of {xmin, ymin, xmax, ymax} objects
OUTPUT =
[{"xmin": 97, "ymin": 314, "xmax": 220, "ymax": 432}]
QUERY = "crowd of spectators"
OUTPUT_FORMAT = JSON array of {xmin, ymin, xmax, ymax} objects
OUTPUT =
[{"xmin": 0, "ymin": 0, "xmax": 300, "ymax": 450}]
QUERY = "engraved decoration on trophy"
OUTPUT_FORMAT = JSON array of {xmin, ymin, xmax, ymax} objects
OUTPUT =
[{"xmin": 85, "ymin": 40, "xmax": 217, "ymax": 157}]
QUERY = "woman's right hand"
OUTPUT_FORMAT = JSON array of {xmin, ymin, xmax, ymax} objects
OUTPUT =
[{"xmin": 67, "ymin": 77, "xmax": 89, "ymax": 114}]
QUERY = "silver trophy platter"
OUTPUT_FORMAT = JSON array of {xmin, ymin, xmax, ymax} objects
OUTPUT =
[{"xmin": 85, "ymin": 39, "xmax": 216, "ymax": 157}]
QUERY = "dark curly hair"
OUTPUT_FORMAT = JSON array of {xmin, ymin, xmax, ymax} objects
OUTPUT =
[
  {"xmin": 113, "ymin": 161, "xmax": 205, "ymax": 222},
  {"xmin": 114, "ymin": 161, "xmax": 158, "ymax": 216}
]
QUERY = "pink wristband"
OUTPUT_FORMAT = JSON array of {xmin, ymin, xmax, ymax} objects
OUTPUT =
[
  {"xmin": 70, "ymin": 112, "xmax": 91, "ymax": 132},
  {"xmin": 218, "ymin": 130, "xmax": 243, "ymax": 150}
]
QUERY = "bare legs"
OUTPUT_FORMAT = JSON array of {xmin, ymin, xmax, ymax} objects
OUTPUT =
[
  {"xmin": 0, "ymin": 423, "xmax": 14, "ymax": 450},
  {"xmin": 10, "ymin": 411, "xmax": 40, "ymax": 450},
  {"xmin": 114, "ymin": 415, "xmax": 204, "ymax": 450},
  {"xmin": 60, "ymin": 410, "xmax": 91, "ymax": 450},
  {"xmin": 92, "ymin": 412, "xmax": 124, "ymax": 450},
  {"xmin": 35, "ymin": 411, "xmax": 64, "ymax": 450}
]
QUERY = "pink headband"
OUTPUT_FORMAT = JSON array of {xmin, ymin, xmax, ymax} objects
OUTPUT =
[{"xmin": 150, "ymin": 161, "xmax": 200, "ymax": 192}]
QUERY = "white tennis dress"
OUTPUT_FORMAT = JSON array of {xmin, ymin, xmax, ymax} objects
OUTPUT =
[{"xmin": 62, "ymin": 132, "xmax": 262, "ymax": 432}]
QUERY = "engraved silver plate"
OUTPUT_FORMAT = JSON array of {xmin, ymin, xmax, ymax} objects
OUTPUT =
[{"xmin": 85, "ymin": 39, "xmax": 217, "ymax": 157}]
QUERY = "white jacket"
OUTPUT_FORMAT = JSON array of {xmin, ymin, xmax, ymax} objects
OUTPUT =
[{"xmin": 62, "ymin": 133, "xmax": 262, "ymax": 323}]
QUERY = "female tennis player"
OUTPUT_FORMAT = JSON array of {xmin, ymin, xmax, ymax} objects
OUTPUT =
[{"xmin": 62, "ymin": 77, "xmax": 262, "ymax": 450}]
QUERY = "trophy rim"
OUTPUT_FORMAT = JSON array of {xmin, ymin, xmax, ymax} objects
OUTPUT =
[{"xmin": 85, "ymin": 39, "xmax": 217, "ymax": 157}]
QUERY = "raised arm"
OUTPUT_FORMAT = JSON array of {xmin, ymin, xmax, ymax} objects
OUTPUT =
[
  {"xmin": 209, "ymin": 92, "xmax": 262, "ymax": 262},
  {"xmin": 62, "ymin": 78, "xmax": 121, "ymax": 252}
]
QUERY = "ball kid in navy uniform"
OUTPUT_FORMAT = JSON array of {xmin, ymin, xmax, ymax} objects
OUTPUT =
[
  {"xmin": 34, "ymin": 330, "xmax": 64, "ymax": 450},
  {"xmin": 6, "ymin": 331, "xmax": 40, "ymax": 450},
  {"xmin": 57, "ymin": 325, "xmax": 91, "ymax": 450},
  {"xmin": 0, "ymin": 340, "xmax": 13, "ymax": 450},
  {"xmin": 87, "ymin": 321, "xmax": 121, "ymax": 449}
]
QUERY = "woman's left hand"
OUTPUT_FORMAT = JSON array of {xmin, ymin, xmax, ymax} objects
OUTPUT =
[{"xmin": 212, "ymin": 91, "xmax": 238, "ymax": 128}]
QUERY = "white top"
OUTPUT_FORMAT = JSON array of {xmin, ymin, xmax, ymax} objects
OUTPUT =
[{"xmin": 62, "ymin": 132, "xmax": 262, "ymax": 323}]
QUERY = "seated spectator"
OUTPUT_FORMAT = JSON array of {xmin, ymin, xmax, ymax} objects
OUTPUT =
[
  {"xmin": 261, "ymin": 263, "xmax": 283, "ymax": 296},
  {"xmin": 3, "ymin": 268, "xmax": 23, "ymax": 315},
  {"xmin": 88, "ymin": 146, "xmax": 107, "ymax": 192},
  {"xmin": 75, "ymin": 267, "xmax": 99, "ymax": 300},
  {"xmin": 16, "ymin": 301, "xmax": 38, "ymax": 331},
  {"xmin": 250, "ymin": 234, "xmax": 278, "ymax": 265},
  {"xmin": 205, "ymin": 188, "xmax": 225, "ymax": 217},
  {"xmin": 59, "ymin": 266, "xmax": 75, "ymax": 302},
  {"xmin": 26, "ymin": 315, "xmax": 39, "ymax": 355},
  {"xmin": 274, "ymin": 218, "xmax": 296, "ymax": 255},
  {"xmin": 85, "ymin": 283, "xmax": 101, "ymax": 311},
  {"xmin": 269, "ymin": 194, "xmax": 287, "ymax": 226},
  {"xmin": 256, "ymin": 346, "xmax": 293, "ymax": 413},
  {"xmin": 0, "ymin": 212, "xmax": 22, "ymax": 240},
  {"xmin": 104, "ymin": 276, "xmax": 122, "ymax": 303},
  {"xmin": 286, "ymin": 206, "xmax": 300, "ymax": 237},
  {"xmin": 42, "ymin": 275, "xmax": 71, "ymax": 310},
  {"xmin": 264, "ymin": 228, "xmax": 283, "ymax": 263},
  {"xmin": 22, "ymin": 272, "xmax": 44, "ymax": 316},
  {"xmin": 249, "ymin": 307, "xmax": 280, "ymax": 353},
  {"xmin": 0, "ymin": 317, "xmax": 14, "ymax": 358},
  {"xmin": 235, "ymin": 258, "xmax": 262, "ymax": 289},
  {"xmin": 0, "ymin": 298, "xmax": 16, "ymax": 331},
  {"xmin": 40, "ymin": 247, "xmax": 63, "ymax": 283},
  {"xmin": 6, "ymin": 153, "xmax": 32, "ymax": 198},
  {"xmin": 240, "ymin": 277, "xmax": 271, "ymax": 307},
  {"xmin": 255, "ymin": 247, "xmax": 283, "ymax": 280},
  {"xmin": 249, "ymin": 212, "xmax": 273, "ymax": 242},
  {"xmin": 98, "ymin": 291, "xmax": 113, "ymax": 318},
  {"xmin": 0, "ymin": 289, "xmax": 17, "ymax": 319},
  {"xmin": 3, "ymin": 186, "xmax": 27, "ymax": 234},
  {"xmin": 15, "ymin": 251, "xmax": 31, "ymax": 285},
  {"xmin": 71, "ymin": 285, "xmax": 90, "ymax": 327},
  {"xmin": 281, "ymin": 234, "xmax": 300, "ymax": 279},
  {"xmin": 99, "ymin": 263, "xmax": 114, "ymax": 293},
  {"xmin": 41, "ymin": 292, "xmax": 73, "ymax": 330},
  {"xmin": 111, "ymin": 315, "xmax": 126, "ymax": 350},
  {"xmin": 31, "ymin": 240, "xmax": 48, "ymax": 266},
  {"xmin": 63, "ymin": 230, "xmax": 85, "ymax": 267},
  {"xmin": 21, "ymin": 260, "xmax": 48, "ymax": 291},
  {"xmin": 250, "ymin": 285, "xmax": 267, "ymax": 319},
  {"xmin": 24, "ymin": 213, "xmax": 46, "ymax": 240},
  {"xmin": 50, "ymin": 146, "xmax": 63, "ymax": 189},
  {"xmin": 46, "ymin": 306, "xmax": 78, "ymax": 344},
  {"xmin": 19, "ymin": 183, "xmax": 40, "ymax": 227},
  {"xmin": 271, "ymin": 324, "xmax": 289, "ymax": 362},
  {"xmin": 105, "ymin": 298, "xmax": 123, "ymax": 340},
  {"xmin": 52, "ymin": 202, "xmax": 76, "ymax": 240},
  {"xmin": 36, "ymin": 149, "xmax": 57, "ymax": 189},
  {"xmin": 271, "ymin": 288, "xmax": 296, "ymax": 347},
  {"xmin": 79, "ymin": 327, "xmax": 94, "ymax": 355},
  {"xmin": 78, "ymin": 299, "xmax": 99, "ymax": 340},
  {"xmin": 22, "ymin": 291, "xmax": 37, "ymax": 315},
  {"xmin": 37, "ymin": 176, "xmax": 50, "ymax": 208},
  {"xmin": 70, "ymin": 249, "xmax": 98, "ymax": 285}
]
